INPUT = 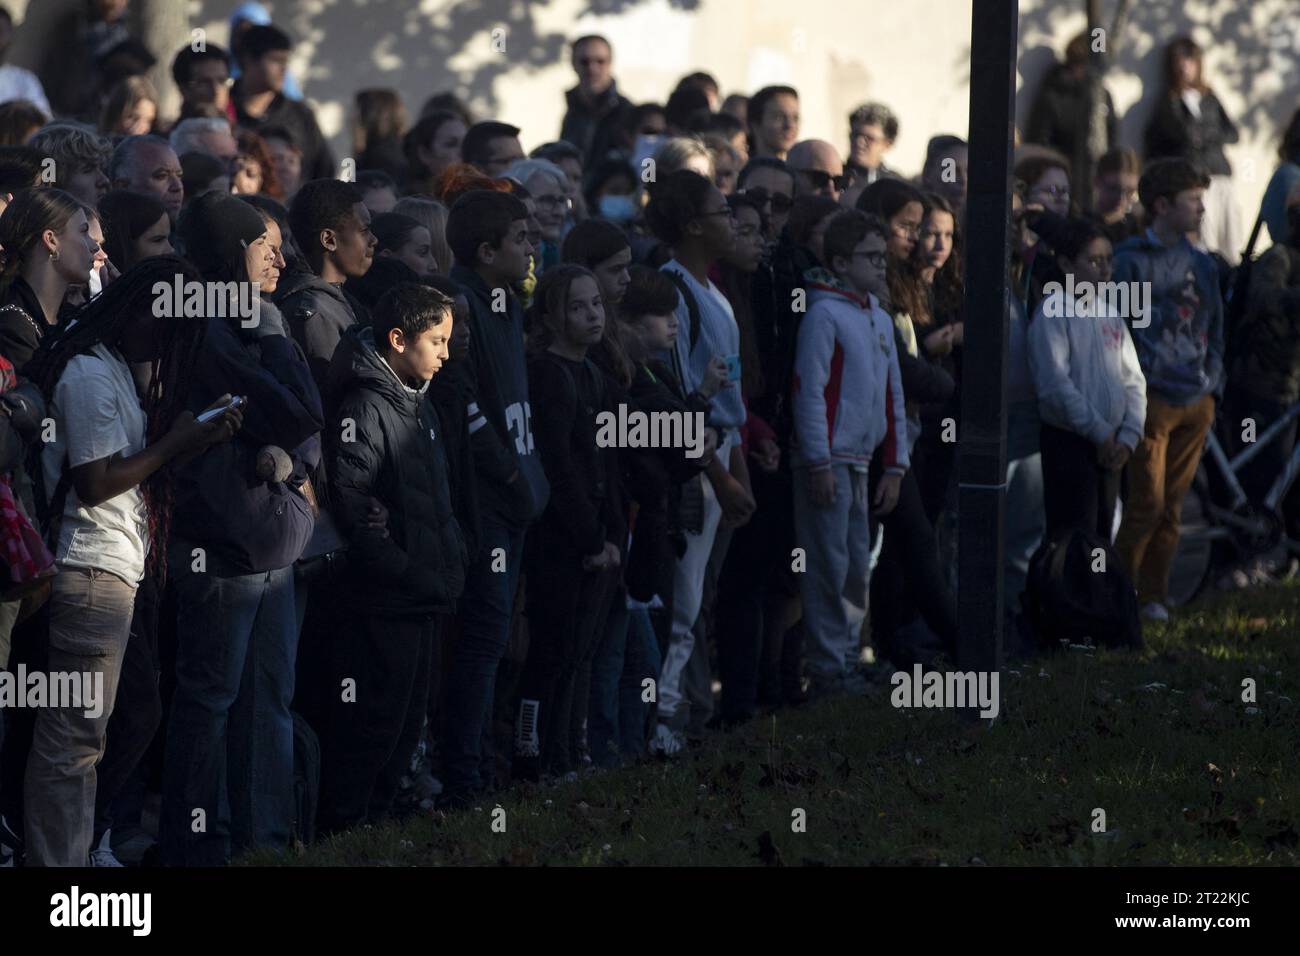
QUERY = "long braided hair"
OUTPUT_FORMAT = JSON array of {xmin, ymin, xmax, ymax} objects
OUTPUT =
[{"xmin": 26, "ymin": 255, "xmax": 208, "ymax": 580}]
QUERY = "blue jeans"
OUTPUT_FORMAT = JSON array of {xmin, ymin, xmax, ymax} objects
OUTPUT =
[
  {"xmin": 161, "ymin": 562, "xmax": 297, "ymax": 866},
  {"xmin": 587, "ymin": 588, "xmax": 630, "ymax": 768},
  {"xmin": 617, "ymin": 606, "xmax": 662, "ymax": 757},
  {"xmin": 440, "ymin": 516, "xmax": 525, "ymax": 798}
]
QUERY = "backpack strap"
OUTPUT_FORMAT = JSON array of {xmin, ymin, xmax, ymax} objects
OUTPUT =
[{"xmin": 664, "ymin": 270, "xmax": 703, "ymax": 388}]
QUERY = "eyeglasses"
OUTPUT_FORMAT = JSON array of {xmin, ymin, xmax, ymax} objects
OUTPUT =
[
  {"xmin": 696, "ymin": 208, "xmax": 737, "ymax": 222},
  {"xmin": 851, "ymin": 129, "xmax": 887, "ymax": 146},
  {"xmin": 891, "ymin": 222, "xmax": 921, "ymax": 239},
  {"xmin": 738, "ymin": 187, "xmax": 793, "ymax": 214},
  {"xmin": 798, "ymin": 168, "xmax": 849, "ymax": 192},
  {"xmin": 533, "ymin": 194, "xmax": 573, "ymax": 212},
  {"xmin": 1030, "ymin": 185, "xmax": 1071, "ymax": 199},
  {"xmin": 853, "ymin": 250, "xmax": 888, "ymax": 267}
]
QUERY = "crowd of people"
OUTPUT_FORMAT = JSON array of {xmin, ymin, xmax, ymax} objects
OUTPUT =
[{"xmin": 0, "ymin": 1, "xmax": 1297, "ymax": 868}]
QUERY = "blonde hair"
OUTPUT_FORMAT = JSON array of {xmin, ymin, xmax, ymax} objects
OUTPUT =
[
  {"xmin": 392, "ymin": 196, "xmax": 451, "ymax": 277},
  {"xmin": 654, "ymin": 136, "xmax": 715, "ymax": 179}
]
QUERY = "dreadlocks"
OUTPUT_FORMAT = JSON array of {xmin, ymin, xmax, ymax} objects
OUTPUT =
[{"xmin": 27, "ymin": 255, "xmax": 209, "ymax": 580}]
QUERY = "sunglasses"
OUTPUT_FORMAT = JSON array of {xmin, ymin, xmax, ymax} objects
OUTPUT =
[
  {"xmin": 799, "ymin": 168, "xmax": 850, "ymax": 192},
  {"xmin": 738, "ymin": 187, "xmax": 793, "ymax": 214}
]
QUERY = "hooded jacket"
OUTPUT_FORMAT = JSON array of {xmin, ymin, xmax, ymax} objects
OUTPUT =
[
  {"xmin": 171, "ymin": 302, "xmax": 324, "ymax": 575},
  {"xmin": 791, "ymin": 277, "xmax": 909, "ymax": 474},
  {"xmin": 1112, "ymin": 228, "xmax": 1224, "ymax": 406},
  {"xmin": 444, "ymin": 264, "xmax": 549, "ymax": 528},
  {"xmin": 1028, "ymin": 288, "xmax": 1147, "ymax": 450},
  {"xmin": 275, "ymin": 270, "xmax": 366, "ymax": 393},
  {"xmin": 324, "ymin": 325, "xmax": 467, "ymax": 617}
]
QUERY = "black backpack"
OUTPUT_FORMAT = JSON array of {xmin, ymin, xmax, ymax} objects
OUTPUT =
[
  {"xmin": 291, "ymin": 711, "xmax": 321, "ymax": 846},
  {"xmin": 1223, "ymin": 208, "xmax": 1267, "ymax": 370},
  {"xmin": 1021, "ymin": 529, "xmax": 1143, "ymax": 650}
]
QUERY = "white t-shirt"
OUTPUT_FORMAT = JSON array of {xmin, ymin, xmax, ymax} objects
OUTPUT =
[
  {"xmin": 0, "ymin": 65, "xmax": 52, "ymax": 116},
  {"xmin": 42, "ymin": 343, "xmax": 149, "ymax": 586}
]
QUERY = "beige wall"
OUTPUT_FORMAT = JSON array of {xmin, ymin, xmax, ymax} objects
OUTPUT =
[{"xmin": 9, "ymin": 0, "xmax": 1298, "ymax": 222}]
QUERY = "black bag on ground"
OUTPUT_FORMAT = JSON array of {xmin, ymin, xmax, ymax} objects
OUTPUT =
[
  {"xmin": 291, "ymin": 711, "xmax": 321, "ymax": 846},
  {"xmin": 1021, "ymin": 529, "xmax": 1142, "ymax": 650}
]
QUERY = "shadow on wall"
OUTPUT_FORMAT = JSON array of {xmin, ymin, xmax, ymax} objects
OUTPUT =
[
  {"xmin": 187, "ymin": 0, "xmax": 700, "ymax": 124},
  {"xmin": 1014, "ymin": 0, "xmax": 1300, "ymax": 156}
]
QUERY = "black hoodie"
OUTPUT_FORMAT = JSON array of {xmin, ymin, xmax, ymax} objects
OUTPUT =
[
  {"xmin": 171, "ymin": 303, "xmax": 324, "ymax": 575},
  {"xmin": 324, "ymin": 325, "xmax": 467, "ymax": 617},
  {"xmin": 445, "ymin": 264, "xmax": 549, "ymax": 528},
  {"xmin": 275, "ymin": 270, "xmax": 367, "ymax": 393}
]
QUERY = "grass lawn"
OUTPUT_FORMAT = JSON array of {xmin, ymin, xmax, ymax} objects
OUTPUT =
[{"xmin": 245, "ymin": 582, "xmax": 1300, "ymax": 867}]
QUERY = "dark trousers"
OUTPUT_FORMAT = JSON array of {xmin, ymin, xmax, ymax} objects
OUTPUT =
[
  {"xmin": 160, "ymin": 563, "xmax": 298, "ymax": 867},
  {"xmin": 318, "ymin": 611, "xmax": 436, "ymax": 834},
  {"xmin": 1040, "ymin": 422, "xmax": 1120, "ymax": 541},
  {"xmin": 869, "ymin": 461, "xmax": 959, "ymax": 661},
  {"xmin": 715, "ymin": 463, "xmax": 795, "ymax": 723},
  {"xmin": 440, "ymin": 515, "xmax": 525, "ymax": 799},
  {"xmin": 516, "ymin": 534, "xmax": 609, "ymax": 776},
  {"xmin": 92, "ymin": 574, "xmax": 162, "ymax": 844}
]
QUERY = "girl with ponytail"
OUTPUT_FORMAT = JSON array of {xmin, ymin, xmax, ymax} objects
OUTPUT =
[{"xmin": 0, "ymin": 188, "xmax": 99, "ymax": 372}]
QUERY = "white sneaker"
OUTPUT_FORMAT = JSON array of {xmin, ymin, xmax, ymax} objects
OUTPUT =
[
  {"xmin": 514, "ymin": 699, "xmax": 540, "ymax": 758},
  {"xmin": 647, "ymin": 722, "xmax": 685, "ymax": 757},
  {"xmin": 1140, "ymin": 602, "xmax": 1170, "ymax": 622},
  {"xmin": 89, "ymin": 830, "xmax": 124, "ymax": 867}
]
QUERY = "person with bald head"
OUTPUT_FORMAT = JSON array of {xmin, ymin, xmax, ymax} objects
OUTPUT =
[{"xmin": 787, "ymin": 140, "xmax": 846, "ymax": 201}]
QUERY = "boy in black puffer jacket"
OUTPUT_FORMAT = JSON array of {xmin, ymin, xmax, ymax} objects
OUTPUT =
[{"xmin": 318, "ymin": 282, "xmax": 466, "ymax": 833}]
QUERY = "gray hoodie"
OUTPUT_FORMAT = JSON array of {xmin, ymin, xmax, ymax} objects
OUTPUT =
[{"xmin": 1029, "ymin": 289, "xmax": 1147, "ymax": 450}]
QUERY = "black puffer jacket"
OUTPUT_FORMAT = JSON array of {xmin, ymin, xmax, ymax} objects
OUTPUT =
[
  {"xmin": 325, "ymin": 326, "xmax": 467, "ymax": 618},
  {"xmin": 275, "ymin": 270, "xmax": 366, "ymax": 393}
]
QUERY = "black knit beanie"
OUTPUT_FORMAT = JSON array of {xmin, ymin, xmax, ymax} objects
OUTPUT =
[{"xmin": 177, "ymin": 190, "xmax": 268, "ymax": 280}]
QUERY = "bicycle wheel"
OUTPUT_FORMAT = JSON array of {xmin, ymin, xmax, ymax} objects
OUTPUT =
[{"xmin": 1169, "ymin": 464, "xmax": 1220, "ymax": 607}]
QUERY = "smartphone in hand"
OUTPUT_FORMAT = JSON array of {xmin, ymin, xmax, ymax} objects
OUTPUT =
[{"xmin": 196, "ymin": 395, "xmax": 246, "ymax": 424}]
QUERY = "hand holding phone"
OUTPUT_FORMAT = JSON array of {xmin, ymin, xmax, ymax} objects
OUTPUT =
[{"xmin": 196, "ymin": 395, "xmax": 246, "ymax": 424}]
